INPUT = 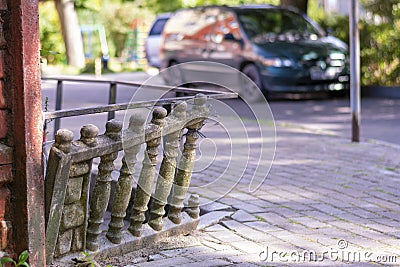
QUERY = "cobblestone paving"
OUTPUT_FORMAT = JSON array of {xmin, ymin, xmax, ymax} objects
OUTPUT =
[{"xmin": 119, "ymin": 120, "xmax": 400, "ymax": 267}]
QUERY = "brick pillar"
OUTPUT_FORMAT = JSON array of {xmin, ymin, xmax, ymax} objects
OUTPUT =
[
  {"xmin": 0, "ymin": 0, "xmax": 12, "ymax": 258},
  {"xmin": 0, "ymin": 0, "xmax": 45, "ymax": 266}
]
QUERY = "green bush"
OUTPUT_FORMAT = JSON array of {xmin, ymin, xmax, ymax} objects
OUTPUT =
[
  {"xmin": 313, "ymin": 8, "xmax": 400, "ymax": 86},
  {"xmin": 360, "ymin": 20, "xmax": 400, "ymax": 86}
]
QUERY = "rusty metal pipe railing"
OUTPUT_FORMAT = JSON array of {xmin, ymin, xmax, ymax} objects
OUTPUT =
[
  {"xmin": 42, "ymin": 92, "xmax": 237, "ymax": 121},
  {"xmin": 41, "ymin": 76, "xmax": 236, "ymax": 138}
]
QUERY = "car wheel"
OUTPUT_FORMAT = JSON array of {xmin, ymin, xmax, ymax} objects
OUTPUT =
[{"xmin": 241, "ymin": 64, "xmax": 266, "ymax": 102}]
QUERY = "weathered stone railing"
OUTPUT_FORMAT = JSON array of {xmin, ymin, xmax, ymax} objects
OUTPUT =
[{"xmin": 44, "ymin": 94, "xmax": 209, "ymax": 264}]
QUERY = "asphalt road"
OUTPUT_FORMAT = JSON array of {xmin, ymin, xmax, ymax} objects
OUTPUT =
[
  {"xmin": 41, "ymin": 72, "xmax": 400, "ymax": 145},
  {"xmin": 223, "ymin": 96, "xmax": 400, "ymax": 145}
]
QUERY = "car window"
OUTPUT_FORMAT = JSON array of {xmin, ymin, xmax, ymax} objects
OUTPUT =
[
  {"xmin": 237, "ymin": 9, "xmax": 322, "ymax": 43},
  {"xmin": 164, "ymin": 8, "xmax": 218, "ymax": 42},
  {"xmin": 149, "ymin": 18, "xmax": 169, "ymax": 36},
  {"xmin": 212, "ymin": 10, "xmax": 241, "ymax": 41}
]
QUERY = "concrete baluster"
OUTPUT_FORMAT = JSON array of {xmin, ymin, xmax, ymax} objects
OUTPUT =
[
  {"xmin": 186, "ymin": 194, "xmax": 200, "ymax": 219},
  {"xmin": 106, "ymin": 115, "xmax": 145, "ymax": 244},
  {"xmin": 129, "ymin": 107, "xmax": 167, "ymax": 237},
  {"xmin": 86, "ymin": 120, "xmax": 121, "ymax": 251},
  {"xmin": 168, "ymin": 94, "xmax": 208, "ymax": 224},
  {"xmin": 148, "ymin": 102, "xmax": 187, "ymax": 231}
]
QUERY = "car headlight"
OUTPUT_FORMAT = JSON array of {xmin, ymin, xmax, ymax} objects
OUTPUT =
[{"xmin": 261, "ymin": 57, "xmax": 293, "ymax": 67}]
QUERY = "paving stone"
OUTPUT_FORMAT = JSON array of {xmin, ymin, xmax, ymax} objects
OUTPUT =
[
  {"xmin": 227, "ymin": 253, "xmax": 262, "ymax": 264},
  {"xmin": 208, "ymin": 229, "xmax": 248, "ymax": 243},
  {"xmin": 311, "ymin": 203, "xmax": 347, "ymax": 215},
  {"xmin": 331, "ymin": 211, "xmax": 369, "ymax": 224},
  {"xmin": 362, "ymin": 197, "xmax": 399, "ymax": 211},
  {"xmin": 271, "ymin": 207, "xmax": 304, "ymax": 218},
  {"xmin": 247, "ymin": 199, "xmax": 275, "ymax": 208},
  {"xmin": 292, "ymin": 216, "xmax": 330, "ymax": 229},
  {"xmin": 346, "ymin": 208, "xmax": 384, "ymax": 219},
  {"xmin": 252, "ymin": 212, "xmax": 288, "ymax": 226},
  {"xmin": 315, "ymin": 227, "xmax": 357, "ymax": 242},
  {"xmin": 229, "ymin": 240, "xmax": 264, "ymax": 254},
  {"xmin": 254, "ymin": 193, "xmax": 287, "ymax": 204},
  {"xmin": 301, "ymin": 209, "xmax": 342, "ymax": 222},
  {"xmin": 231, "ymin": 210, "xmax": 259, "ymax": 222},
  {"xmin": 319, "ymin": 196, "xmax": 355, "ymax": 208},
  {"xmin": 160, "ymin": 246, "xmax": 215, "ymax": 258},
  {"xmin": 244, "ymin": 221, "xmax": 286, "ymax": 233},
  {"xmin": 217, "ymin": 197, "xmax": 245, "ymax": 206},
  {"xmin": 327, "ymin": 220, "xmax": 389, "ymax": 241},
  {"xmin": 221, "ymin": 219, "xmax": 274, "ymax": 242},
  {"xmin": 281, "ymin": 202, "xmax": 314, "ymax": 211},
  {"xmin": 182, "ymin": 259, "xmax": 232, "ymax": 267},
  {"xmin": 203, "ymin": 223, "xmax": 229, "ymax": 232},
  {"xmin": 229, "ymin": 192, "xmax": 260, "ymax": 201},
  {"xmin": 197, "ymin": 211, "xmax": 234, "ymax": 230},
  {"xmin": 131, "ymin": 256, "xmax": 193, "ymax": 267},
  {"xmin": 201, "ymin": 201, "xmax": 232, "ymax": 213},
  {"xmin": 314, "ymin": 235, "xmax": 338, "ymax": 247},
  {"xmin": 378, "ymin": 238, "xmax": 400, "ymax": 247},
  {"xmin": 365, "ymin": 223, "xmax": 398, "ymax": 233},
  {"xmin": 232, "ymin": 202, "xmax": 266, "ymax": 213},
  {"xmin": 277, "ymin": 221, "xmax": 316, "ymax": 235},
  {"xmin": 359, "ymin": 203, "xmax": 384, "ymax": 212},
  {"xmin": 372, "ymin": 218, "xmax": 400, "ymax": 228},
  {"xmin": 200, "ymin": 240, "xmax": 238, "ymax": 251},
  {"xmin": 381, "ymin": 211, "xmax": 400, "ymax": 221}
]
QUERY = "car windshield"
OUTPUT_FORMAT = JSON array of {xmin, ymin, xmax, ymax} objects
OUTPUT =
[
  {"xmin": 149, "ymin": 18, "xmax": 169, "ymax": 36},
  {"xmin": 236, "ymin": 8, "xmax": 324, "ymax": 44}
]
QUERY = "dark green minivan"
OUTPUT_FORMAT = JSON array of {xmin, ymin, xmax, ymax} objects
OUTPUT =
[{"xmin": 160, "ymin": 5, "xmax": 350, "ymax": 101}]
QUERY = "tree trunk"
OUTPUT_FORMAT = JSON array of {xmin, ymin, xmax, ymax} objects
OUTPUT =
[
  {"xmin": 54, "ymin": 0, "xmax": 85, "ymax": 68},
  {"xmin": 280, "ymin": 0, "xmax": 309, "ymax": 14}
]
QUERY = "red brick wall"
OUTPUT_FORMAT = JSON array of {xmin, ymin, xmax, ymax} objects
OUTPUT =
[{"xmin": 0, "ymin": 0, "xmax": 12, "ymax": 254}]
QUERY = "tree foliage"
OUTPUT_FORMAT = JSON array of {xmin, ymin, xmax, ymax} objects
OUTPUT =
[
  {"xmin": 39, "ymin": 1, "xmax": 66, "ymax": 64},
  {"xmin": 124, "ymin": 0, "xmax": 280, "ymax": 13},
  {"xmin": 313, "ymin": 0, "xmax": 400, "ymax": 86},
  {"xmin": 361, "ymin": 0, "xmax": 399, "ymax": 23},
  {"xmin": 360, "ymin": 0, "xmax": 400, "ymax": 85},
  {"xmin": 96, "ymin": 2, "xmax": 153, "ymax": 57}
]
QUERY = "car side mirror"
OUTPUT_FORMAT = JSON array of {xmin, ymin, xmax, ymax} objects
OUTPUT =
[{"xmin": 326, "ymin": 27, "xmax": 333, "ymax": 36}]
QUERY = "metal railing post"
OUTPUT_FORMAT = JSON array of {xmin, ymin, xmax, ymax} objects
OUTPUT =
[
  {"xmin": 350, "ymin": 0, "xmax": 360, "ymax": 142},
  {"xmin": 54, "ymin": 80, "xmax": 63, "ymax": 137},
  {"xmin": 108, "ymin": 82, "xmax": 117, "ymax": 120}
]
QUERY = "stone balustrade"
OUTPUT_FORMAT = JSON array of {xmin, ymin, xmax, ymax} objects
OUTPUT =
[{"xmin": 44, "ymin": 94, "xmax": 209, "ymax": 264}]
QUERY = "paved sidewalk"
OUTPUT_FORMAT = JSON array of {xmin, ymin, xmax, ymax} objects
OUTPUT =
[{"xmin": 100, "ymin": 119, "xmax": 400, "ymax": 267}]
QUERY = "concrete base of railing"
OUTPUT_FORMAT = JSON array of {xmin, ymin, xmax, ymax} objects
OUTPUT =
[{"xmin": 52, "ymin": 212, "xmax": 199, "ymax": 266}]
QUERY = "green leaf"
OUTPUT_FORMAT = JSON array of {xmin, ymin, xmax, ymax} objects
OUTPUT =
[
  {"xmin": 18, "ymin": 250, "xmax": 29, "ymax": 264},
  {"xmin": 16, "ymin": 262, "xmax": 30, "ymax": 267},
  {"xmin": 1, "ymin": 257, "xmax": 16, "ymax": 266}
]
